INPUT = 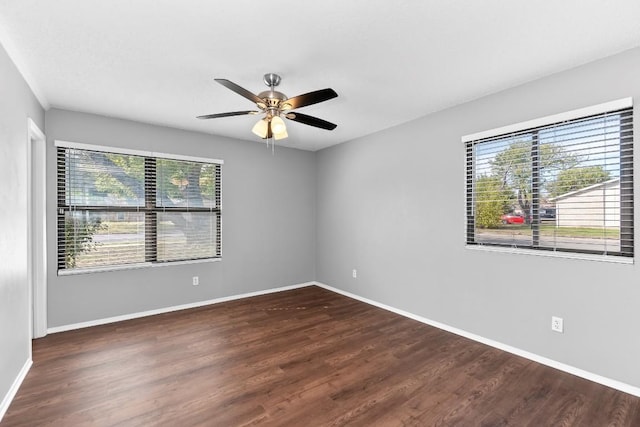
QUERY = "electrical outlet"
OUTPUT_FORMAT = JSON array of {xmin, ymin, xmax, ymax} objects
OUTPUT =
[
  {"xmin": 192, "ymin": 276, "xmax": 199, "ymax": 286},
  {"xmin": 551, "ymin": 316, "xmax": 563, "ymax": 333},
  {"xmin": 352, "ymin": 269, "xmax": 357, "ymax": 279}
]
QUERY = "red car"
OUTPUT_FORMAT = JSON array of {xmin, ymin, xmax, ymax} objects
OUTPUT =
[{"xmin": 501, "ymin": 214, "xmax": 524, "ymax": 224}]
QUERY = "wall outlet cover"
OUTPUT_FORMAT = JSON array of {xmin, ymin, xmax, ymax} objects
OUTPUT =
[{"xmin": 551, "ymin": 316, "xmax": 563, "ymax": 333}]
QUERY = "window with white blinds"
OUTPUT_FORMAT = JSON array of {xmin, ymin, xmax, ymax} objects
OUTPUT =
[
  {"xmin": 56, "ymin": 141, "xmax": 222, "ymax": 273},
  {"xmin": 464, "ymin": 99, "xmax": 633, "ymax": 259}
]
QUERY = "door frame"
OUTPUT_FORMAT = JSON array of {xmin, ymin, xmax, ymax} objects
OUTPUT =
[{"xmin": 27, "ymin": 118, "xmax": 47, "ymax": 338}]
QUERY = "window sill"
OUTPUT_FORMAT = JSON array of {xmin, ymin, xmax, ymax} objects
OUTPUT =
[
  {"xmin": 465, "ymin": 244, "xmax": 633, "ymax": 264},
  {"xmin": 58, "ymin": 257, "xmax": 221, "ymax": 276}
]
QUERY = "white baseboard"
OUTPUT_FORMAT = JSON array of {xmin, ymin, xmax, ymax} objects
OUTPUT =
[
  {"xmin": 47, "ymin": 282, "xmax": 315, "ymax": 334},
  {"xmin": 0, "ymin": 358, "xmax": 32, "ymax": 422},
  {"xmin": 313, "ymin": 281, "xmax": 640, "ymax": 398}
]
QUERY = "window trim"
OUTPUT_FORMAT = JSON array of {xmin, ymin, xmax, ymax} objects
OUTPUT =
[
  {"xmin": 462, "ymin": 98, "xmax": 634, "ymax": 263},
  {"xmin": 54, "ymin": 140, "xmax": 224, "ymax": 165},
  {"xmin": 55, "ymin": 140, "xmax": 223, "ymax": 274},
  {"xmin": 58, "ymin": 257, "xmax": 221, "ymax": 276},
  {"xmin": 465, "ymin": 243, "xmax": 634, "ymax": 265}
]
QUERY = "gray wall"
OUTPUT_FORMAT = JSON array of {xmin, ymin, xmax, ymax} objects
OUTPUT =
[
  {"xmin": 45, "ymin": 109, "xmax": 316, "ymax": 327},
  {"xmin": 316, "ymin": 47, "xmax": 640, "ymax": 388},
  {"xmin": 0, "ymin": 44, "xmax": 44, "ymax": 406}
]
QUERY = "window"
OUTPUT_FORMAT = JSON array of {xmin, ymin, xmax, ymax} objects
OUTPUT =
[
  {"xmin": 464, "ymin": 99, "xmax": 633, "ymax": 259},
  {"xmin": 56, "ymin": 141, "xmax": 222, "ymax": 273}
]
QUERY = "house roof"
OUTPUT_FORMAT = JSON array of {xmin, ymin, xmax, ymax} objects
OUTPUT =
[{"xmin": 548, "ymin": 178, "xmax": 620, "ymax": 202}]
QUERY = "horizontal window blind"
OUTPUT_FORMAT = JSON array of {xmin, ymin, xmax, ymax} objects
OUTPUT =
[
  {"xmin": 465, "ymin": 105, "xmax": 633, "ymax": 258},
  {"xmin": 57, "ymin": 145, "xmax": 222, "ymax": 272}
]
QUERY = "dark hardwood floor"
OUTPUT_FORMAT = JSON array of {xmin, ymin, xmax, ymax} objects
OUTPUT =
[{"xmin": 3, "ymin": 286, "xmax": 640, "ymax": 426}]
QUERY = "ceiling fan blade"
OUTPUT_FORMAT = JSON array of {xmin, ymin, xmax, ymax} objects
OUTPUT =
[
  {"xmin": 285, "ymin": 112, "xmax": 337, "ymax": 130},
  {"xmin": 214, "ymin": 79, "xmax": 264, "ymax": 105},
  {"xmin": 281, "ymin": 88, "xmax": 338, "ymax": 110},
  {"xmin": 197, "ymin": 110, "xmax": 259, "ymax": 119}
]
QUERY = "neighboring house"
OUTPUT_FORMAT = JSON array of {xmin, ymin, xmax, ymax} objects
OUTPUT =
[{"xmin": 548, "ymin": 178, "xmax": 620, "ymax": 228}]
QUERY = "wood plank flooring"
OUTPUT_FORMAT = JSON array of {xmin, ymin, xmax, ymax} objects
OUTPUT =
[{"xmin": 3, "ymin": 286, "xmax": 640, "ymax": 426}]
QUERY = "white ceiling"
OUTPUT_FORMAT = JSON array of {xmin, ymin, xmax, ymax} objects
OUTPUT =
[{"xmin": 1, "ymin": 1, "xmax": 639, "ymax": 151}]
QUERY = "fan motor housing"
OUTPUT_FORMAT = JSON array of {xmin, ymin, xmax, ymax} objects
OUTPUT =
[{"xmin": 258, "ymin": 90, "xmax": 287, "ymax": 108}]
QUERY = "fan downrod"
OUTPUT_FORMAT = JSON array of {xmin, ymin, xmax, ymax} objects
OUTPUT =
[{"xmin": 263, "ymin": 73, "xmax": 281, "ymax": 88}]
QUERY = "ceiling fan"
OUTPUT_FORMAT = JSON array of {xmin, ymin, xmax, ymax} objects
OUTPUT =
[{"xmin": 197, "ymin": 73, "xmax": 338, "ymax": 141}]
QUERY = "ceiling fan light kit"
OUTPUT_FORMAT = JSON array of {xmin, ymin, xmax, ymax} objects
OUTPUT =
[
  {"xmin": 273, "ymin": 128, "xmax": 288, "ymax": 141},
  {"xmin": 251, "ymin": 118, "xmax": 269, "ymax": 138},
  {"xmin": 198, "ymin": 73, "xmax": 338, "ymax": 147},
  {"xmin": 270, "ymin": 116, "xmax": 286, "ymax": 134}
]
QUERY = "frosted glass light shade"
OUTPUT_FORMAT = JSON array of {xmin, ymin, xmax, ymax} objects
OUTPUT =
[
  {"xmin": 271, "ymin": 116, "xmax": 287, "ymax": 135},
  {"xmin": 273, "ymin": 129, "xmax": 288, "ymax": 140},
  {"xmin": 252, "ymin": 118, "xmax": 268, "ymax": 138}
]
